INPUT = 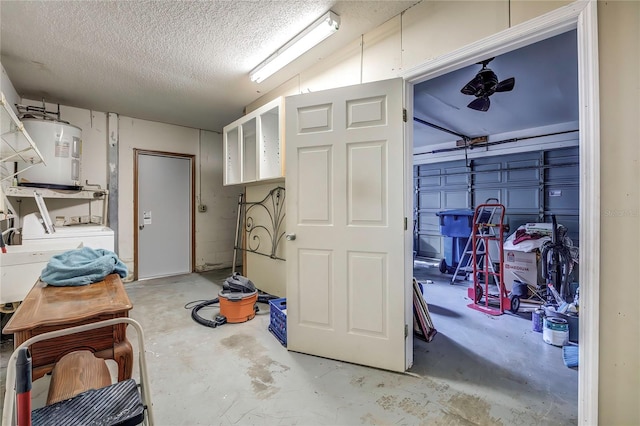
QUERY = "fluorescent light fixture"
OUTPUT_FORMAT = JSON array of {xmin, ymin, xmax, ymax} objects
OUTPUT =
[{"xmin": 250, "ymin": 11, "xmax": 340, "ymax": 83}]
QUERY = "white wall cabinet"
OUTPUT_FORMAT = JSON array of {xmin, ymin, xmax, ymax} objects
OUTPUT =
[{"xmin": 223, "ymin": 97, "xmax": 283, "ymax": 185}]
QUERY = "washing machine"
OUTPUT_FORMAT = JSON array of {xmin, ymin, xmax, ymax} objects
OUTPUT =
[
  {"xmin": 20, "ymin": 212, "xmax": 114, "ymax": 251},
  {"xmin": 0, "ymin": 214, "xmax": 115, "ymax": 304}
]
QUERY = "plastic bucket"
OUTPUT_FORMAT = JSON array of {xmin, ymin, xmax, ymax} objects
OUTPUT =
[{"xmin": 543, "ymin": 317, "xmax": 569, "ymax": 346}]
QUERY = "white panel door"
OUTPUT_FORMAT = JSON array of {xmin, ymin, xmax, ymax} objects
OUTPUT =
[
  {"xmin": 137, "ymin": 153, "xmax": 192, "ymax": 279},
  {"xmin": 285, "ymin": 78, "xmax": 409, "ymax": 372}
]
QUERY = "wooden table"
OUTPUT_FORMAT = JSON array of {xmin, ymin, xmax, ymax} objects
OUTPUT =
[{"xmin": 2, "ymin": 273, "xmax": 133, "ymax": 382}]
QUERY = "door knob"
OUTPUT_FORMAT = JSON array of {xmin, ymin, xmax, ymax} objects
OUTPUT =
[
  {"xmin": 139, "ymin": 224, "xmax": 144, "ymax": 230},
  {"xmin": 285, "ymin": 233, "xmax": 296, "ymax": 241}
]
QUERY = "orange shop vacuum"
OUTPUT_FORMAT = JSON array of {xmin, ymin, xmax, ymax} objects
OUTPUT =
[
  {"xmin": 191, "ymin": 273, "xmax": 262, "ymax": 328},
  {"xmin": 218, "ymin": 288, "xmax": 258, "ymax": 323}
]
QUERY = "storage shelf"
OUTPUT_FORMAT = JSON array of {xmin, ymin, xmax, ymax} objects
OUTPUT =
[
  {"xmin": 223, "ymin": 97, "xmax": 284, "ymax": 186},
  {"xmin": 0, "ymin": 92, "xmax": 45, "ymax": 182}
]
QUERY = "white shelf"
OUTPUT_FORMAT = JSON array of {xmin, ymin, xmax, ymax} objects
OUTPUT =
[
  {"xmin": 3, "ymin": 185, "xmax": 109, "ymax": 226},
  {"xmin": 0, "ymin": 92, "xmax": 45, "ymax": 182},
  {"xmin": 223, "ymin": 97, "xmax": 284, "ymax": 186}
]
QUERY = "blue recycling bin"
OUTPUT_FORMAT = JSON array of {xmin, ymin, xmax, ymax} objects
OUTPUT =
[
  {"xmin": 436, "ymin": 209, "xmax": 475, "ymax": 273},
  {"xmin": 437, "ymin": 209, "xmax": 475, "ymax": 237}
]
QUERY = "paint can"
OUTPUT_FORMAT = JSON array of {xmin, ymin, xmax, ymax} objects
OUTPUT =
[
  {"xmin": 543, "ymin": 317, "xmax": 569, "ymax": 346},
  {"xmin": 532, "ymin": 308, "xmax": 544, "ymax": 333}
]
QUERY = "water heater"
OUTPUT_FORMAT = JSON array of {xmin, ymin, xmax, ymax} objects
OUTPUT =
[{"xmin": 17, "ymin": 118, "xmax": 82, "ymax": 190}]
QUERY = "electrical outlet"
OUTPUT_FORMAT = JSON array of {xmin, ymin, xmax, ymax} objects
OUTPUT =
[{"xmin": 198, "ymin": 205, "xmax": 207, "ymax": 213}]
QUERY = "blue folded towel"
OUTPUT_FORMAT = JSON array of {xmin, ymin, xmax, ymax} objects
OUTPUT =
[
  {"xmin": 562, "ymin": 345, "xmax": 579, "ymax": 368},
  {"xmin": 41, "ymin": 247, "xmax": 128, "ymax": 286}
]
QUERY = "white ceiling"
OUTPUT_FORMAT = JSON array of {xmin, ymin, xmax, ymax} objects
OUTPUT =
[
  {"xmin": 413, "ymin": 30, "xmax": 579, "ymax": 150},
  {"xmin": 0, "ymin": 0, "xmax": 416, "ymax": 132}
]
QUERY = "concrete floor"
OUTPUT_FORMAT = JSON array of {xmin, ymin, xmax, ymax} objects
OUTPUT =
[{"xmin": 1, "ymin": 263, "xmax": 577, "ymax": 425}]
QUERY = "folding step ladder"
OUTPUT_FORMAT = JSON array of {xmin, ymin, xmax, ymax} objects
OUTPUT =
[
  {"xmin": 450, "ymin": 198, "xmax": 499, "ymax": 284},
  {"xmin": 466, "ymin": 202, "xmax": 510, "ymax": 316},
  {"xmin": 3, "ymin": 318, "xmax": 154, "ymax": 426}
]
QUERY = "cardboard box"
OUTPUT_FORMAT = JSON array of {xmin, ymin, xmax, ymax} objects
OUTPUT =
[{"xmin": 503, "ymin": 249, "xmax": 543, "ymax": 291}]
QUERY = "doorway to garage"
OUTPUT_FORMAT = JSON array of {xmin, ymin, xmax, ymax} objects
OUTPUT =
[{"xmin": 409, "ymin": 29, "xmax": 580, "ymax": 421}]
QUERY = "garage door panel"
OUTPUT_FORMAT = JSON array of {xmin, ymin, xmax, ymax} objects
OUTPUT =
[
  {"xmin": 504, "ymin": 187, "xmax": 540, "ymax": 210},
  {"xmin": 474, "ymin": 164, "xmax": 502, "ymax": 184},
  {"xmin": 474, "ymin": 189, "xmax": 502, "ymax": 205},
  {"xmin": 417, "ymin": 234, "xmax": 441, "ymax": 258},
  {"xmin": 505, "ymin": 159, "xmax": 540, "ymax": 182},
  {"xmin": 414, "ymin": 148, "xmax": 579, "ymax": 260},
  {"xmin": 417, "ymin": 176, "xmax": 441, "ymax": 186},
  {"xmin": 443, "ymin": 191, "xmax": 469, "ymax": 208},
  {"xmin": 546, "ymin": 185, "xmax": 579, "ymax": 213},
  {"xmin": 419, "ymin": 191, "xmax": 441, "ymax": 209},
  {"xmin": 444, "ymin": 167, "xmax": 468, "ymax": 185},
  {"xmin": 418, "ymin": 215, "xmax": 439, "ymax": 234}
]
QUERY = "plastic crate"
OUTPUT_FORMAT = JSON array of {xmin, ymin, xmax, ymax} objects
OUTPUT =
[
  {"xmin": 268, "ymin": 298, "xmax": 287, "ymax": 346},
  {"xmin": 436, "ymin": 209, "xmax": 475, "ymax": 237}
]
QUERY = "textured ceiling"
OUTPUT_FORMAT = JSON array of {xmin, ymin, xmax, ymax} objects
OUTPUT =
[{"xmin": 1, "ymin": 0, "xmax": 416, "ymax": 132}]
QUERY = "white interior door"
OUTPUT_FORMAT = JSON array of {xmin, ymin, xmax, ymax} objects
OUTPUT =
[
  {"xmin": 285, "ymin": 78, "xmax": 410, "ymax": 372},
  {"xmin": 137, "ymin": 152, "xmax": 192, "ymax": 279}
]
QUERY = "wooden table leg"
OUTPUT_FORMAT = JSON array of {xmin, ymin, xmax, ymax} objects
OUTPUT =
[{"xmin": 114, "ymin": 339, "xmax": 133, "ymax": 381}]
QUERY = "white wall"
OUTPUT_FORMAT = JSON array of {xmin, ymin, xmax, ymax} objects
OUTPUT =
[
  {"xmin": 194, "ymin": 130, "xmax": 241, "ymax": 271},
  {"xmin": 118, "ymin": 117, "xmax": 239, "ymax": 278}
]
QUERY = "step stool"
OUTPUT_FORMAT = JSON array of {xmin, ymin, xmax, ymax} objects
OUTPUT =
[{"xmin": 3, "ymin": 318, "xmax": 154, "ymax": 426}]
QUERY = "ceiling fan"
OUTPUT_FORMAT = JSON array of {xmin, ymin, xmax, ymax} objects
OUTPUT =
[{"xmin": 460, "ymin": 57, "xmax": 515, "ymax": 112}]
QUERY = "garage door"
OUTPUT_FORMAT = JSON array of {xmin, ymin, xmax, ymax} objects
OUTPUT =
[{"xmin": 414, "ymin": 146, "xmax": 579, "ymax": 260}]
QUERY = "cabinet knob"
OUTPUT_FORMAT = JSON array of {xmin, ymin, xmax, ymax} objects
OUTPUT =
[{"xmin": 285, "ymin": 233, "xmax": 296, "ymax": 241}]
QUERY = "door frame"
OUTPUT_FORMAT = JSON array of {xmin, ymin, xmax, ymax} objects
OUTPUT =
[
  {"xmin": 133, "ymin": 149, "xmax": 196, "ymax": 280},
  {"xmin": 401, "ymin": 1, "xmax": 599, "ymax": 423}
]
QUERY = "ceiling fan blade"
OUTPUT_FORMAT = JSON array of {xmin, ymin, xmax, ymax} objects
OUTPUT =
[
  {"xmin": 460, "ymin": 76, "xmax": 482, "ymax": 96},
  {"xmin": 468, "ymin": 97, "xmax": 490, "ymax": 112},
  {"xmin": 496, "ymin": 77, "xmax": 515, "ymax": 92}
]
